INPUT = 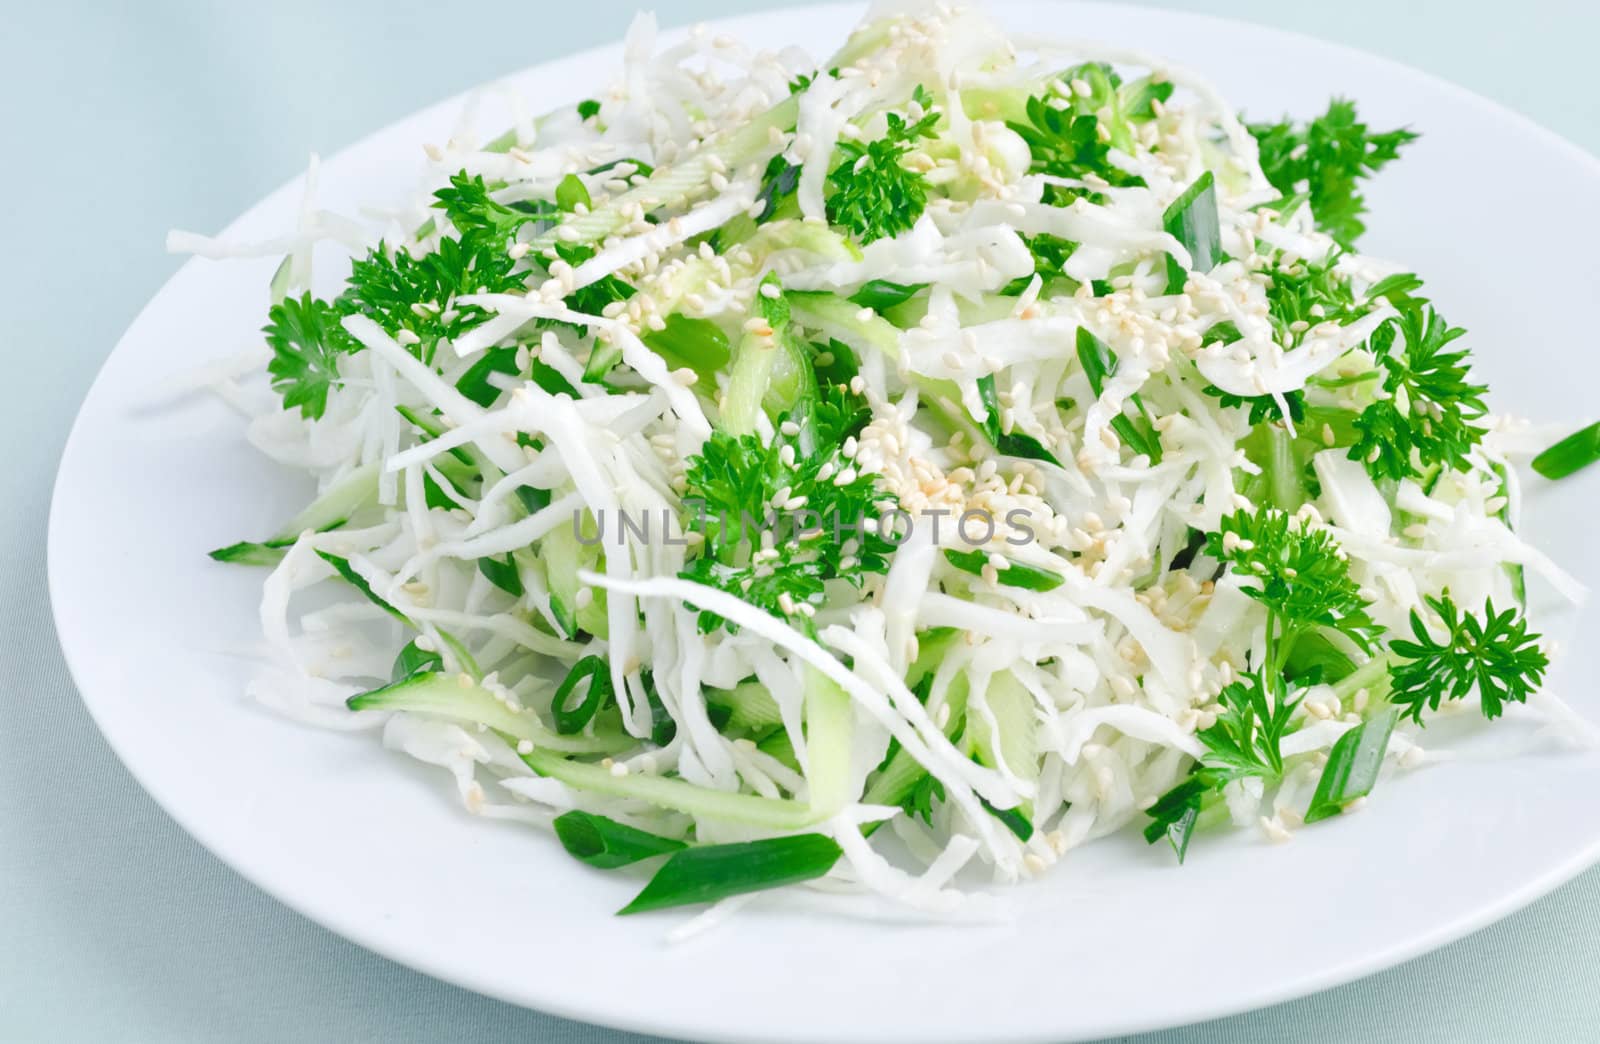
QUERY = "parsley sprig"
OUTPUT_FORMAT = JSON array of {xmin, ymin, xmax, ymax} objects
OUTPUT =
[
  {"xmin": 825, "ymin": 86, "xmax": 939, "ymax": 245},
  {"xmin": 1249, "ymin": 98, "xmax": 1417, "ymax": 249},
  {"xmin": 1388, "ymin": 595, "xmax": 1548, "ymax": 723},
  {"xmin": 1350, "ymin": 303, "xmax": 1487, "ymax": 482},
  {"xmin": 679, "ymin": 385, "xmax": 894, "ymax": 634},
  {"xmin": 1208, "ymin": 508, "xmax": 1380, "ymax": 665},
  {"xmin": 264, "ymin": 293, "xmax": 360, "ymax": 420}
]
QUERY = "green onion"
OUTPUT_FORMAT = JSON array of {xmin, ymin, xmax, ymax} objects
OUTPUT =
[
  {"xmin": 455, "ymin": 345, "xmax": 520, "ymax": 407},
  {"xmin": 1532, "ymin": 421, "xmax": 1600, "ymax": 480},
  {"xmin": 981, "ymin": 799, "xmax": 1034, "ymax": 841},
  {"xmin": 974, "ymin": 374, "xmax": 1062, "ymax": 465},
  {"xmin": 552, "ymin": 655, "xmax": 613, "ymax": 734},
  {"xmin": 514, "ymin": 485, "xmax": 552, "ymax": 515},
  {"xmin": 943, "ymin": 548, "xmax": 1062, "ymax": 591},
  {"xmin": 848, "ymin": 279, "xmax": 926, "ymax": 312},
  {"xmin": 528, "ymin": 358, "xmax": 580, "ymax": 399},
  {"xmin": 618, "ymin": 834, "xmax": 843, "ymax": 914},
  {"xmin": 1304, "ymin": 707, "xmax": 1397, "ymax": 823},
  {"xmin": 1163, "ymin": 169, "xmax": 1221, "ymax": 293},
  {"xmin": 1075, "ymin": 328, "xmax": 1163, "ymax": 462},
  {"xmin": 553, "ymin": 810, "xmax": 686, "ymax": 868},
  {"xmin": 478, "ymin": 555, "xmax": 523, "ymax": 597}
]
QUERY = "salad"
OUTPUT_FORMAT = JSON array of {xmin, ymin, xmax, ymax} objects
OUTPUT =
[{"xmin": 176, "ymin": 0, "xmax": 1600, "ymax": 922}]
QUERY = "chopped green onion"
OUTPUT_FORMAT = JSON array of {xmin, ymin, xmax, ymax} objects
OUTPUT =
[
  {"xmin": 1304, "ymin": 707, "xmax": 1398, "ymax": 823},
  {"xmin": 1532, "ymin": 421, "xmax": 1600, "ymax": 480},
  {"xmin": 1075, "ymin": 328, "xmax": 1163, "ymax": 462},
  {"xmin": 981, "ymin": 798, "xmax": 1034, "ymax": 841},
  {"xmin": 943, "ymin": 548, "xmax": 1062, "ymax": 591},
  {"xmin": 552, "ymin": 655, "xmax": 613, "ymax": 734},
  {"xmin": 974, "ymin": 374, "xmax": 1062, "ymax": 465},
  {"xmin": 1142, "ymin": 775, "xmax": 1205, "ymax": 862},
  {"xmin": 618, "ymin": 833, "xmax": 843, "ymax": 914},
  {"xmin": 1163, "ymin": 170, "xmax": 1221, "ymax": 293},
  {"xmin": 478, "ymin": 555, "xmax": 523, "ymax": 597},
  {"xmin": 455, "ymin": 345, "xmax": 520, "ymax": 407},
  {"xmin": 553, "ymin": 810, "xmax": 686, "ymax": 868}
]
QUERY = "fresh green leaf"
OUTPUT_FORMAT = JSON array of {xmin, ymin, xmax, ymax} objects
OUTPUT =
[
  {"xmin": 825, "ymin": 85, "xmax": 939, "ymax": 244},
  {"xmin": 1388, "ymin": 595, "xmax": 1548, "ymax": 723},
  {"xmin": 264, "ymin": 293, "xmax": 360, "ymax": 420},
  {"xmin": 1249, "ymin": 98, "xmax": 1417, "ymax": 249}
]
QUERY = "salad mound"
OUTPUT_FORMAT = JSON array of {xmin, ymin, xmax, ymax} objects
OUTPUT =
[{"xmin": 177, "ymin": 1, "xmax": 1596, "ymax": 920}]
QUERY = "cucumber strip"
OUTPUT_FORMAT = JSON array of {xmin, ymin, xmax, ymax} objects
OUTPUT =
[
  {"xmin": 209, "ymin": 463, "xmax": 380, "ymax": 564},
  {"xmin": 803, "ymin": 669, "xmax": 854, "ymax": 817},
  {"xmin": 706, "ymin": 680, "xmax": 785, "ymax": 731},
  {"xmin": 943, "ymin": 548, "xmax": 1063, "ymax": 591},
  {"xmin": 348, "ymin": 672, "xmax": 629, "ymax": 755},
  {"xmin": 518, "ymin": 747, "xmax": 818, "ymax": 829},
  {"xmin": 530, "ymin": 96, "xmax": 799, "ymax": 252}
]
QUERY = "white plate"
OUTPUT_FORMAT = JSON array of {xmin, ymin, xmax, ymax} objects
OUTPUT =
[{"xmin": 48, "ymin": 4, "xmax": 1600, "ymax": 1041}]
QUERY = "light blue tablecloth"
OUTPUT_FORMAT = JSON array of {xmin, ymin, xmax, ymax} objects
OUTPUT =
[{"xmin": 6, "ymin": 2, "xmax": 1596, "ymax": 1040}]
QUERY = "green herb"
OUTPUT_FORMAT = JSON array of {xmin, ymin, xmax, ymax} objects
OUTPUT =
[
  {"xmin": 553, "ymin": 810, "xmax": 686, "ymax": 869},
  {"xmin": 391, "ymin": 639, "xmax": 444, "ymax": 683},
  {"xmin": 619, "ymin": 833, "xmax": 843, "ymax": 914},
  {"xmin": 1208, "ymin": 508, "xmax": 1379, "ymax": 660},
  {"xmin": 1350, "ymin": 304, "xmax": 1486, "ymax": 482},
  {"xmin": 1532, "ymin": 421, "xmax": 1600, "ymax": 480},
  {"xmin": 1304, "ymin": 707, "xmax": 1397, "ymax": 823},
  {"xmin": 826, "ymin": 85, "xmax": 939, "ymax": 244},
  {"xmin": 679, "ymin": 385, "xmax": 894, "ymax": 634},
  {"xmin": 1388, "ymin": 595, "xmax": 1548, "ymax": 724},
  {"xmin": 1249, "ymin": 98, "xmax": 1417, "ymax": 249},
  {"xmin": 264, "ymin": 294, "xmax": 361, "ymax": 420},
  {"xmin": 1008, "ymin": 69, "xmax": 1152, "ymax": 206},
  {"xmin": 1144, "ymin": 670, "xmax": 1298, "ymax": 862}
]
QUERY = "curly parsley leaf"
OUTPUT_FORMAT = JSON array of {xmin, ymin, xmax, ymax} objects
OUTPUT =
[
  {"xmin": 264, "ymin": 293, "xmax": 360, "ymax": 420},
  {"xmin": 1208, "ymin": 508, "xmax": 1379, "ymax": 651},
  {"xmin": 825, "ymin": 85, "xmax": 940, "ymax": 245},
  {"xmin": 1350, "ymin": 304, "xmax": 1487, "ymax": 482},
  {"xmin": 1388, "ymin": 595, "xmax": 1548, "ymax": 724},
  {"xmin": 1143, "ymin": 670, "xmax": 1298, "ymax": 861},
  {"xmin": 680, "ymin": 384, "xmax": 894, "ymax": 634},
  {"xmin": 1249, "ymin": 98, "xmax": 1417, "ymax": 249}
]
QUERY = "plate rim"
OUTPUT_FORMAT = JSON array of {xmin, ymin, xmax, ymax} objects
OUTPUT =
[{"xmin": 46, "ymin": 3, "xmax": 1600, "ymax": 1041}]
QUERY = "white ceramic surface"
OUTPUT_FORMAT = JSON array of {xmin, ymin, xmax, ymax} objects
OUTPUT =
[{"xmin": 48, "ymin": 4, "xmax": 1600, "ymax": 1041}]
